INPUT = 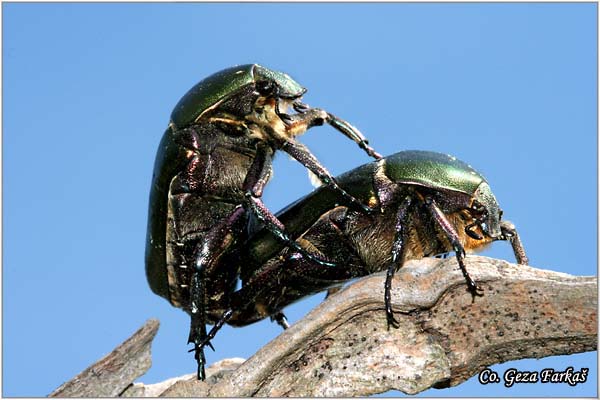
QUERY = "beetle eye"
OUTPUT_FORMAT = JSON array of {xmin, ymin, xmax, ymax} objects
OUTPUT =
[
  {"xmin": 471, "ymin": 200, "xmax": 486, "ymax": 217},
  {"xmin": 256, "ymin": 80, "xmax": 274, "ymax": 95}
]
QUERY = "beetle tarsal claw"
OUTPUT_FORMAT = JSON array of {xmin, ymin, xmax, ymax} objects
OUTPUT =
[
  {"xmin": 467, "ymin": 283, "xmax": 485, "ymax": 300},
  {"xmin": 386, "ymin": 312, "xmax": 400, "ymax": 330}
]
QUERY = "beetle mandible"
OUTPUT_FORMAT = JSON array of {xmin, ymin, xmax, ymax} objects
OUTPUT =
[
  {"xmin": 201, "ymin": 150, "xmax": 528, "ymax": 338},
  {"xmin": 145, "ymin": 64, "xmax": 381, "ymax": 379}
]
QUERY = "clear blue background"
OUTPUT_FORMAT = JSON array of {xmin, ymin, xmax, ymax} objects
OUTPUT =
[{"xmin": 3, "ymin": 3, "xmax": 597, "ymax": 397}]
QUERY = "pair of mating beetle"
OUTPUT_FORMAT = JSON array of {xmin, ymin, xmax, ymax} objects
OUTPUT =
[{"xmin": 145, "ymin": 64, "xmax": 529, "ymax": 380}]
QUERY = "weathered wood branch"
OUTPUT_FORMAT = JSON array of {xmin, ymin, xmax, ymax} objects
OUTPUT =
[
  {"xmin": 51, "ymin": 257, "xmax": 597, "ymax": 397},
  {"xmin": 49, "ymin": 319, "xmax": 159, "ymax": 397}
]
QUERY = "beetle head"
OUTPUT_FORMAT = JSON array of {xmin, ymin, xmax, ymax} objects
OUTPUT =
[
  {"xmin": 467, "ymin": 182, "xmax": 502, "ymax": 240},
  {"xmin": 253, "ymin": 65, "xmax": 307, "ymax": 99}
]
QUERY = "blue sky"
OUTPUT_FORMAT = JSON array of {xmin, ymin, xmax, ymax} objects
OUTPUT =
[{"xmin": 3, "ymin": 3, "xmax": 597, "ymax": 397}]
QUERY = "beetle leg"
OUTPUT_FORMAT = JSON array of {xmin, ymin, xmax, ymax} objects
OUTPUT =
[
  {"xmin": 500, "ymin": 220, "xmax": 529, "ymax": 265},
  {"xmin": 243, "ymin": 145, "xmax": 336, "ymax": 267},
  {"xmin": 324, "ymin": 112, "xmax": 383, "ymax": 160},
  {"xmin": 190, "ymin": 309, "xmax": 234, "ymax": 352},
  {"xmin": 385, "ymin": 195, "xmax": 413, "ymax": 329},
  {"xmin": 243, "ymin": 143, "xmax": 273, "ymax": 198},
  {"xmin": 245, "ymin": 194, "xmax": 335, "ymax": 267},
  {"xmin": 281, "ymin": 106, "xmax": 381, "ymax": 160},
  {"xmin": 270, "ymin": 312, "xmax": 291, "ymax": 330},
  {"xmin": 188, "ymin": 272, "xmax": 208, "ymax": 380},
  {"xmin": 280, "ymin": 140, "xmax": 374, "ymax": 214},
  {"xmin": 424, "ymin": 197, "xmax": 484, "ymax": 298},
  {"xmin": 188, "ymin": 205, "xmax": 246, "ymax": 380}
]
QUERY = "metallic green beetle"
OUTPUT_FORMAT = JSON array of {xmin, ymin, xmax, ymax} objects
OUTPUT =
[
  {"xmin": 145, "ymin": 64, "xmax": 381, "ymax": 379},
  {"xmin": 198, "ymin": 150, "xmax": 529, "ymax": 340}
]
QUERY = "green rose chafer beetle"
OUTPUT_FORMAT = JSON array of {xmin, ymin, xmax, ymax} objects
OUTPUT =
[
  {"xmin": 145, "ymin": 64, "xmax": 381, "ymax": 379},
  {"xmin": 200, "ymin": 150, "xmax": 529, "ymax": 342}
]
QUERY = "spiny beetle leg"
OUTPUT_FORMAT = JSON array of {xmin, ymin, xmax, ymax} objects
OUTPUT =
[
  {"xmin": 424, "ymin": 197, "xmax": 484, "ymax": 299},
  {"xmin": 187, "ymin": 205, "xmax": 246, "ymax": 380},
  {"xmin": 385, "ymin": 196, "xmax": 413, "ymax": 330},
  {"xmin": 188, "ymin": 272, "xmax": 208, "ymax": 380},
  {"xmin": 190, "ymin": 309, "xmax": 234, "ymax": 355},
  {"xmin": 245, "ymin": 193, "xmax": 336, "ymax": 267},
  {"xmin": 280, "ymin": 140, "xmax": 374, "ymax": 214}
]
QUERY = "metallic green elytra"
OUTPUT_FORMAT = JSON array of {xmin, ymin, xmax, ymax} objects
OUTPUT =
[
  {"xmin": 382, "ymin": 150, "xmax": 483, "ymax": 195},
  {"xmin": 170, "ymin": 64, "xmax": 306, "ymax": 129}
]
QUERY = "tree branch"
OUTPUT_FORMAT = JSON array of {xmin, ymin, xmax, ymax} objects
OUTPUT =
[
  {"xmin": 49, "ymin": 319, "xmax": 159, "ymax": 397},
  {"xmin": 51, "ymin": 257, "xmax": 597, "ymax": 397}
]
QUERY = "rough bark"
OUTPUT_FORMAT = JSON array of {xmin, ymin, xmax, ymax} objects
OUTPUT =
[
  {"xmin": 50, "ymin": 257, "xmax": 597, "ymax": 397},
  {"xmin": 49, "ymin": 319, "xmax": 159, "ymax": 397}
]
